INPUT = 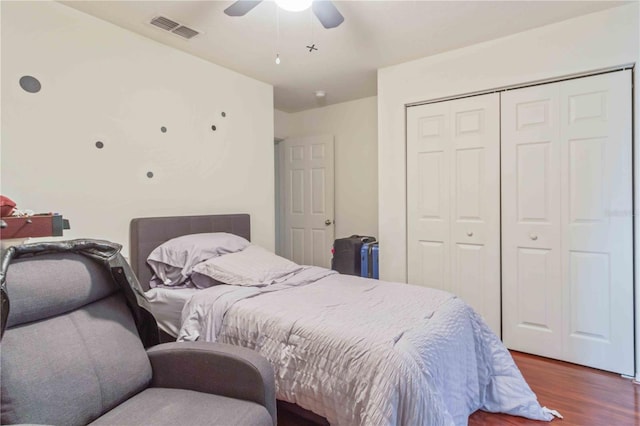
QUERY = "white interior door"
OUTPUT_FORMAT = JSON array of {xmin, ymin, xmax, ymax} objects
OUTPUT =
[
  {"xmin": 407, "ymin": 101, "xmax": 451, "ymax": 291},
  {"xmin": 407, "ymin": 93, "xmax": 501, "ymax": 336},
  {"xmin": 280, "ymin": 135, "xmax": 335, "ymax": 267},
  {"xmin": 501, "ymin": 83, "xmax": 563, "ymax": 359},
  {"xmin": 502, "ymin": 70, "xmax": 633, "ymax": 375},
  {"xmin": 560, "ymin": 71, "xmax": 633, "ymax": 374}
]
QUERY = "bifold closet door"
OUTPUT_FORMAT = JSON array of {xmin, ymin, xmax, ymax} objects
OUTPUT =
[
  {"xmin": 407, "ymin": 93, "xmax": 501, "ymax": 336},
  {"xmin": 501, "ymin": 70, "xmax": 633, "ymax": 375}
]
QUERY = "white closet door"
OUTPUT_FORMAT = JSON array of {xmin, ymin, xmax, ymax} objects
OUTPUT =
[
  {"xmin": 501, "ymin": 83, "xmax": 563, "ymax": 359},
  {"xmin": 502, "ymin": 70, "xmax": 633, "ymax": 375},
  {"xmin": 407, "ymin": 93, "xmax": 501, "ymax": 336},
  {"xmin": 559, "ymin": 71, "xmax": 633, "ymax": 374},
  {"xmin": 407, "ymin": 101, "xmax": 451, "ymax": 292}
]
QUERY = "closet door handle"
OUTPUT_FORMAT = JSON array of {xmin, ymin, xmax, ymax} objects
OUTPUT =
[
  {"xmin": 530, "ymin": 234, "xmax": 538, "ymax": 241},
  {"xmin": 466, "ymin": 231, "xmax": 473, "ymax": 237}
]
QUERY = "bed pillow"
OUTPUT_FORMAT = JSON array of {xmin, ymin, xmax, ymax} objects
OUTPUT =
[
  {"xmin": 147, "ymin": 232, "xmax": 250, "ymax": 287},
  {"xmin": 191, "ymin": 244, "xmax": 303, "ymax": 287}
]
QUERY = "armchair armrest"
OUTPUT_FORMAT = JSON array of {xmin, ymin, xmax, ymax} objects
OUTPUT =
[{"xmin": 147, "ymin": 341, "xmax": 276, "ymax": 425}]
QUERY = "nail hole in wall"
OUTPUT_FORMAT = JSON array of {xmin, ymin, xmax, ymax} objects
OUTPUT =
[
  {"xmin": 160, "ymin": 126, "xmax": 167, "ymax": 133},
  {"xmin": 95, "ymin": 141, "xmax": 104, "ymax": 149},
  {"xmin": 19, "ymin": 76, "xmax": 41, "ymax": 93},
  {"xmin": 147, "ymin": 171, "xmax": 154, "ymax": 178}
]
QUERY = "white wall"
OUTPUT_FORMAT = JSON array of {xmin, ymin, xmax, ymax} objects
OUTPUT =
[
  {"xmin": 275, "ymin": 96, "xmax": 378, "ymax": 240},
  {"xmin": 274, "ymin": 109, "xmax": 292, "ymax": 141},
  {"xmin": 378, "ymin": 3, "xmax": 639, "ymax": 378},
  {"xmin": 1, "ymin": 1, "xmax": 275, "ymax": 256}
]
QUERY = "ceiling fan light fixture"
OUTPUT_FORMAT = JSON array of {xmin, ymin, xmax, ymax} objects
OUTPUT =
[{"xmin": 275, "ymin": 0, "xmax": 313, "ymax": 12}]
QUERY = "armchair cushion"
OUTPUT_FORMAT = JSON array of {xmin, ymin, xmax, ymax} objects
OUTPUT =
[
  {"xmin": 147, "ymin": 341, "xmax": 276, "ymax": 425},
  {"xmin": 4, "ymin": 253, "xmax": 116, "ymax": 327},
  {"xmin": 1, "ymin": 251, "xmax": 152, "ymax": 425},
  {"xmin": 90, "ymin": 388, "xmax": 272, "ymax": 426}
]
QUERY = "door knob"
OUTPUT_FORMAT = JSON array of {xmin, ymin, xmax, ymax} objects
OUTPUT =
[
  {"xmin": 325, "ymin": 219, "xmax": 333, "ymax": 226},
  {"xmin": 466, "ymin": 231, "xmax": 473, "ymax": 237},
  {"xmin": 530, "ymin": 234, "xmax": 538, "ymax": 241}
]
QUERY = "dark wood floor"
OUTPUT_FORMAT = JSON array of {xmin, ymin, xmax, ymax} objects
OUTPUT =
[
  {"xmin": 278, "ymin": 351, "xmax": 640, "ymax": 425},
  {"xmin": 469, "ymin": 351, "xmax": 640, "ymax": 425}
]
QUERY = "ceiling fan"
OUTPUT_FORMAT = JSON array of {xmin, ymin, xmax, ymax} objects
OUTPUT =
[{"xmin": 224, "ymin": 0, "xmax": 344, "ymax": 29}]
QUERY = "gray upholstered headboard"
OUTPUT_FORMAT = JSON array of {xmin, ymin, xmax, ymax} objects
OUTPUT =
[{"xmin": 129, "ymin": 214, "xmax": 250, "ymax": 291}]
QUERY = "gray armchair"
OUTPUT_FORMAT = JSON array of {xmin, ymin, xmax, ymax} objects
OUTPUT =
[{"xmin": 0, "ymin": 240, "xmax": 276, "ymax": 426}]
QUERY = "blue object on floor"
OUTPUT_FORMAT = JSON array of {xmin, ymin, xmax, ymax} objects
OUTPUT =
[{"xmin": 360, "ymin": 242, "xmax": 379, "ymax": 279}]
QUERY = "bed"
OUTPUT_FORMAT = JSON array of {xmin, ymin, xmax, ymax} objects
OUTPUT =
[{"xmin": 130, "ymin": 214, "xmax": 558, "ymax": 426}]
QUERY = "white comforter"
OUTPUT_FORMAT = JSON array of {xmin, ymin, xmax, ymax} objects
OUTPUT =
[{"xmin": 178, "ymin": 267, "xmax": 555, "ymax": 426}]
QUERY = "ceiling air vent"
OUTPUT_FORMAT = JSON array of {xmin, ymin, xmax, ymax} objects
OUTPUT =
[
  {"xmin": 172, "ymin": 26, "xmax": 199, "ymax": 40},
  {"xmin": 150, "ymin": 16, "xmax": 180, "ymax": 31},
  {"xmin": 149, "ymin": 16, "xmax": 201, "ymax": 40}
]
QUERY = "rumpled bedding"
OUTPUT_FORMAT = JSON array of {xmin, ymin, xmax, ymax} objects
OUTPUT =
[{"xmin": 178, "ymin": 266, "xmax": 555, "ymax": 425}]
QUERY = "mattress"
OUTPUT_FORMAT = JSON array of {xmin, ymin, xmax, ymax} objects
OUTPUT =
[{"xmin": 144, "ymin": 287, "xmax": 199, "ymax": 337}]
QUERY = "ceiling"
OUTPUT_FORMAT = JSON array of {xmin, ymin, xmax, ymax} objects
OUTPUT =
[{"xmin": 61, "ymin": 1, "xmax": 626, "ymax": 112}]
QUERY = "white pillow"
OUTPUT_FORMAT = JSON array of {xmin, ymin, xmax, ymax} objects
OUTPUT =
[
  {"xmin": 191, "ymin": 245, "xmax": 302, "ymax": 286},
  {"xmin": 147, "ymin": 233, "xmax": 250, "ymax": 287}
]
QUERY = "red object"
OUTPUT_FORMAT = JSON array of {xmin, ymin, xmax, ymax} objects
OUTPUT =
[
  {"xmin": 0, "ymin": 196, "xmax": 16, "ymax": 217},
  {"xmin": 0, "ymin": 214, "xmax": 66, "ymax": 239}
]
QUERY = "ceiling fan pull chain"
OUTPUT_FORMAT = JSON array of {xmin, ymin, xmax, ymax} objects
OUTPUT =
[
  {"xmin": 275, "ymin": 6, "xmax": 281, "ymax": 64},
  {"xmin": 310, "ymin": 7, "xmax": 315, "ymax": 45},
  {"xmin": 306, "ymin": 6, "xmax": 318, "ymax": 53}
]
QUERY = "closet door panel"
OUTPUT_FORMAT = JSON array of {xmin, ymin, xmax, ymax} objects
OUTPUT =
[
  {"xmin": 449, "ymin": 95, "xmax": 501, "ymax": 335},
  {"xmin": 501, "ymin": 83, "xmax": 563, "ymax": 358},
  {"xmin": 408, "ymin": 94, "xmax": 500, "ymax": 335},
  {"xmin": 407, "ymin": 104, "xmax": 451, "ymax": 291},
  {"xmin": 454, "ymin": 243, "xmax": 486, "ymax": 311},
  {"xmin": 560, "ymin": 71, "xmax": 633, "ymax": 375}
]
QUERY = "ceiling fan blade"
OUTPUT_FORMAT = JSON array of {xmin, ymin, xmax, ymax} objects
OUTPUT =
[
  {"xmin": 312, "ymin": 0, "xmax": 344, "ymax": 29},
  {"xmin": 224, "ymin": 1, "xmax": 262, "ymax": 17}
]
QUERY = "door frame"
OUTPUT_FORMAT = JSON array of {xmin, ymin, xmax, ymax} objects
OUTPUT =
[{"xmin": 274, "ymin": 138, "xmax": 284, "ymax": 256}]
